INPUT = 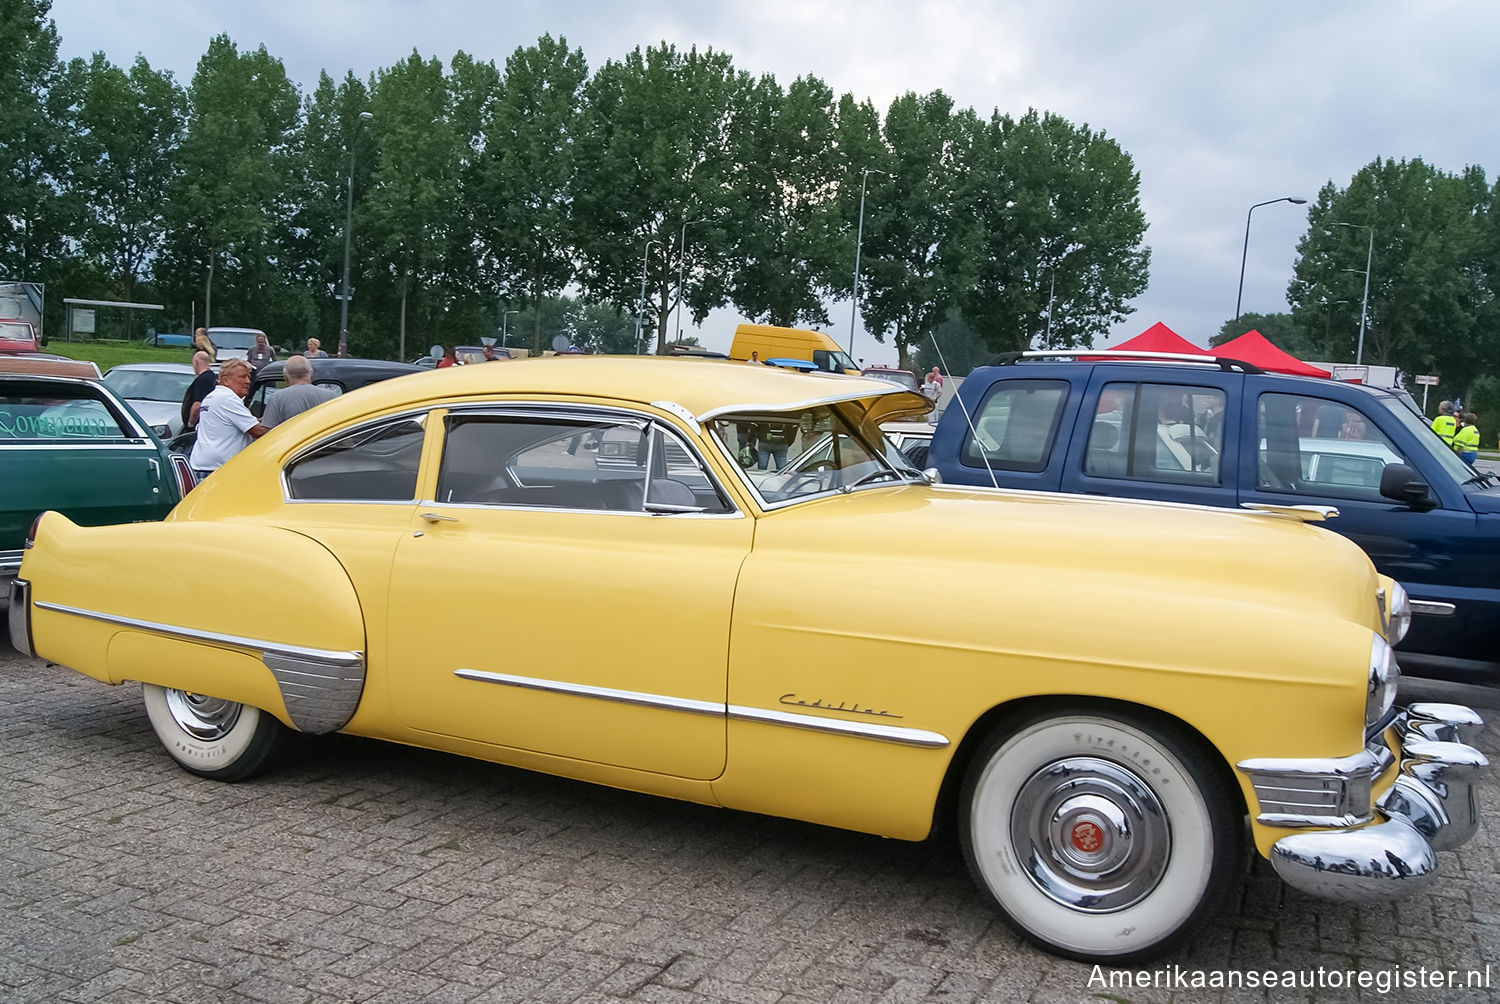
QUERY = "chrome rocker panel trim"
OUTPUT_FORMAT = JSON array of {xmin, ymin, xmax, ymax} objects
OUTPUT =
[
  {"xmin": 1259, "ymin": 703, "xmax": 1487, "ymax": 902},
  {"xmin": 455, "ymin": 668, "xmax": 950, "ymax": 749},
  {"xmin": 35, "ymin": 600, "xmax": 366, "ymax": 735}
]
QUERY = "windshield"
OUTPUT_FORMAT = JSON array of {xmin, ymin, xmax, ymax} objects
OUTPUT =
[
  {"xmin": 210, "ymin": 329, "xmax": 261, "ymax": 350},
  {"xmin": 1378, "ymin": 395, "xmax": 1480, "ymax": 485},
  {"xmin": 103, "ymin": 368, "xmax": 194, "ymax": 402},
  {"xmin": 708, "ymin": 401, "xmax": 920, "ymax": 506}
]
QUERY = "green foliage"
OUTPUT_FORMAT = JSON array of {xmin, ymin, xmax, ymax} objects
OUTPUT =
[
  {"xmin": 0, "ymin": 0, "xmax": 72, "ymax": 280},
  {"xmin": 956, "ymin": 110, "xmax": 1149, "ymax": 352},
  {"xmin": 911, "ymin": 310, "xmax": 994, "ymax": 375},
  {"xmin": 1287, "ymin": 157, "xmax": 1493, "ymax": 402}
]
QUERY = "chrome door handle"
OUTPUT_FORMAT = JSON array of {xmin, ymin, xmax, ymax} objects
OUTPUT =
[{"xmin": 419, "ymin": 512, "xmax": 459, "ymax": 523}]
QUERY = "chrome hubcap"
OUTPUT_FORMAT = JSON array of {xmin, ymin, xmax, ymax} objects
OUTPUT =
[
  {"xmin": 1011, "ymin": 756, "xmax": 1170, "ymax": 912},
  {"xmin": 163, "ymin": 689, "xmax": 242, "ymax": 741}
]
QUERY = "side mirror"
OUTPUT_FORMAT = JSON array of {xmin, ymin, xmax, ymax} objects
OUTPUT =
[{"xmin": 1380, "ymin": 463, "xmax": 1434, "ymax": 509}]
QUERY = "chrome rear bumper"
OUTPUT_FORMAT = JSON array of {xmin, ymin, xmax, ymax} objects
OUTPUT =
[{"xmin": 1266, "ymin": 703, "xmax": 1486, "ymax": 901}]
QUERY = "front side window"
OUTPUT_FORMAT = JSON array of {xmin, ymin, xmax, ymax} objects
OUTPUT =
[
  {"xmin": 812, "ymin": 348, "xmax": 858, "ymax": 373},
  {"xmin": 962, "ymin": 380, "xmax": 1069, "ymax": 473},
  {"xmin": 437, "ymin": 413, "xmax": 730, "ymax": 514},
  {"xmin": 0, "ymin": 383, "xmax": 132, "ymax": 441},
  {"xmin": 1258, "ymin": 393, "xmax": 1404, "ymax": 498},
  {"xmin": 285, "ymin": 416, "xmax": 426, "ymax": 501},
  {"xmin": 1086, "ymin": 382, "xmax": 1226, "ymax": 485}
]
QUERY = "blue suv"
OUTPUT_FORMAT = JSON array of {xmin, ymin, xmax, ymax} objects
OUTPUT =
[{"xmin": 926, "ymin": 352, "xmax": 1500, "ymax": 682}]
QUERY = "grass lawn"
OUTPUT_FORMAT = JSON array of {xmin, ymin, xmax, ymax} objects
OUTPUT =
[{"xmin": 47, "ymin": 340, "xmax": 196, "ymax": 374}]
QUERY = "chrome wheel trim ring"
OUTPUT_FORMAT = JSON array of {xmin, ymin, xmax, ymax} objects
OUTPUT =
[
  {"xmin": 163, "ymin": 688, "xmax": 244, "ymax": 741},
  {"xmin": 1011, "ymin": 756, "xmax": 1171, "ymax": 912}
]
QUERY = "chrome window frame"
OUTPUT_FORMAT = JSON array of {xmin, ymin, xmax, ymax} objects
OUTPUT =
[
  {"xmin": 426, "ymin": 402, "xmax": 742, "ymax": 519},
  {"xmin": 279, "ymin": 408, "xmax": 430, "ymax": 505}
]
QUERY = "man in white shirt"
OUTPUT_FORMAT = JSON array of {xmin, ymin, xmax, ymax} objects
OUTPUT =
[
  {"xmin": 188, "ymin": 359, "xmax": 268, "ymax": 479},
  {"xmin": 263, "ymin": 355, "xmax": 337, "ymax": 428}
]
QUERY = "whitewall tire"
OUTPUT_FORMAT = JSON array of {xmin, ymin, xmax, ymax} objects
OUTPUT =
[
  {"xmin": 959, "ymin": 706, "xmax": 1242, "ymax": 963},
  {"xmin": 142, "ymin": 684, "xmax": 288, "ymax": 781}
]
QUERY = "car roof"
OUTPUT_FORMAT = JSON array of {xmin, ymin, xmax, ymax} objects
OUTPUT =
[
  {"xmin": 979, "ymin": 353, "xmax": 1404, "ymax": 399},
  {"xmin": 0, "ymin": 355, "xmax": 101, "ymax": 379},
  {"xmin": 252, "ymin": 358, "xmax": 425, "ymax": 382},
  {"xmin": 277, "ymin": 356, "xmax": 919, "ymax": 429}
]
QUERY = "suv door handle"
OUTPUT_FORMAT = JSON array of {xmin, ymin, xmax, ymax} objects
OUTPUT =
[{"xmin": 419, "ymin": 512, "xmax": 459, "ymax": 523}]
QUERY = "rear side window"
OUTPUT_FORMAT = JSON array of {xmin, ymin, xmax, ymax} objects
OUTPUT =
[
  {"xmin": 1085, "ymin": 382, "xmax": 1226, "ymax": 486},
  {"xmin": 0, "ymin": 383, "xmax": 131, "ymax": 441},
  {"xmin": 285, "ymin": 416, "xmax": 426, "ymax": 501},
  {"xmin": 962, "ymin": 380, "xmax": 1068, "ymax": 472}
]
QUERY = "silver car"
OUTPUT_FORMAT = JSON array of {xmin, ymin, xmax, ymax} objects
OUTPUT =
[{"xmin": 101, "ymin": 362, "xmax": 200, "ymax": 439}]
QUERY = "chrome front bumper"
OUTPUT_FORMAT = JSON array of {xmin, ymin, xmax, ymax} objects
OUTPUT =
[{"xmin": 1250, "ymin": 704, "xmax": 1486, "ymax": 902}]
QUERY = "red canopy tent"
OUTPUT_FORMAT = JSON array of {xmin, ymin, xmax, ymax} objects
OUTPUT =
[
  {"xmin": 1213, "ymin": 330, "xmax": 1331, "ymax": 378},
  {"xmin": 1110, "ymin": 321, "xmax": 1206, "ymax": 355}
]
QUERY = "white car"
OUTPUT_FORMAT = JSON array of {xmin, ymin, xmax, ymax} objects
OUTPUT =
[
  {"xmin": 206, "ymin": 326, "xmax": 268, "ymax": 362},
  {"xmin": 101, "ymin": 362, "xmax": 201, "ymax": 439}
]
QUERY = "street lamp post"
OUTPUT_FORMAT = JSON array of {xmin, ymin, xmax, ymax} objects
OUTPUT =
[
  {"xmin": 501, "ymin": 309, "xmax": 518, "ymax": 347},
  {"xmin": 849, "ymin": 167, "xmax": 889, "ymax": 356},
  {"xmin": 1235, "ymin": 195, "xmax": 1307, "ymax": 324},
  {"xmin": 634, "ymin": 238, "xmax": 661, "ymax": 355},
  {"xmin": 338, "ymin": 110, "xmax": 374, "ymax": 358},
  {"xmin": 675, "ymin": 219, "xmax": 705, "ymax": 345},
  {"xmin": 1330, "ymin": 222, "xmax": 1374, "ymax": 365},
  {"xmin": 1044, "ymin": 269, "xmax": 1056, "ymax": 348}
]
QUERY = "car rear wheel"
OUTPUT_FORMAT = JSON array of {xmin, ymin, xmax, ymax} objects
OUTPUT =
[
  {"xmin": 142, "ymin": 684, "xmax": 288, "ymax": 781},
  {"xmin": 959, "ymin": 706, "xmax": 1242, "ymax": 963}
]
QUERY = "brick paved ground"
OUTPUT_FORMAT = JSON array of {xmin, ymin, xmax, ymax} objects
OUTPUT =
[{"xmin": 3, "ymin": 641, "xmax": 1497, "ymax": 1003}]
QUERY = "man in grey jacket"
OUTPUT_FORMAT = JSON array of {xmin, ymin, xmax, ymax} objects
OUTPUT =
[{"xmin": 262, "ymin": 355, "xmax": 336, "ymax": 428}]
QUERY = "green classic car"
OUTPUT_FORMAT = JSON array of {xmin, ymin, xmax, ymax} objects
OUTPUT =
[{"xmin": 1, "ymin": 365, "xmax": 190, "ymax": 601}]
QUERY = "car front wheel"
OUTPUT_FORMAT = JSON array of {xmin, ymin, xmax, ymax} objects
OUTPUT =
[
  {"xmin": 959, "ymin": 706, "xmax": 1242, "ymax": 963},
  {"xmin": 142, "ymin": 684, "xmax": 288, "ymax": 781}
]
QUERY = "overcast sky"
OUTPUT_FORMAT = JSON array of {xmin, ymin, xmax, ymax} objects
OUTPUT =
[{"xmin": 48, "ymin": 0, "xmax": 1500, "ymax": 364}]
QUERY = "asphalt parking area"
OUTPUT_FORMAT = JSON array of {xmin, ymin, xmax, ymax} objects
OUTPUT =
[{"xmin": 3, "ymin": 642, "xmax": 1498, "ymax": 1003}]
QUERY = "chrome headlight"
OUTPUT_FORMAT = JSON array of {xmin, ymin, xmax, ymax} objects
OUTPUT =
[
  {"xmin": 1367, "ymin": 634, "xmax": 1400, "ymax": 726},
  {"xmin": 1383, "ymin": 581, "xmax": 1411, "ymax": 645},
  {"xmin": 150, "ymin": 423, "xmax": 172, "ymax": 438}
]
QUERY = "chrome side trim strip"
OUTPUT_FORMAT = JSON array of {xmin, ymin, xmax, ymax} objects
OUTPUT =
[
  {"xmin": 1410, "ymin": 600, "xmax": 1456, "ymax": 617},
  {"xmin": 454, "ymin": 668, "xmax": 722, "ymax": 715},
  {"xmin": 727, "ymin": 704, "xmax": 950, "ymax": 748},
  {"xmin": 35, "ymin": 601, "xmax": 364, "ymax": 665},
  {"xmin": 453, "ymin": 669, "xmax": 951, "ymax": 748}
]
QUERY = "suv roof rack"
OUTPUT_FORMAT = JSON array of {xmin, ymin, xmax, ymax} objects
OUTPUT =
[{"xmin": 989, "ymin": 349, "xmax": 1264, "ymax": 375}]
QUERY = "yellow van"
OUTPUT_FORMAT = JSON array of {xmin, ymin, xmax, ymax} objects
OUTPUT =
[{"xmin": 728, "ymin": 324, "xmax": 860, "ymax": 374}]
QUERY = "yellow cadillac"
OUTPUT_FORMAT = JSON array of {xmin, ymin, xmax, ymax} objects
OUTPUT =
[{"xmin": 8, "ymin": 357, "xmax": 1487, "ymax": 963}]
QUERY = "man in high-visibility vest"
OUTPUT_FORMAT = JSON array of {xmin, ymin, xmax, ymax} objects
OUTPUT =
[
  {"xmin": 1432, "ymin": 400, "xmax": 1457, "ymax": 447},
  {"xmin": 1454, "ymin": 411, "xmax": 1480, "ymax": 464}
]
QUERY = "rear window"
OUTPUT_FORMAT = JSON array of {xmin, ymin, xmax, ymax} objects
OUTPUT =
[
  {"xmin": 0, "ymin": 382, "xmax": 131, "ymax": 441},
  {"xmin": 962, "ymin": 380, "xmax": 1069, "ymax": 472},
  {"xmin": 103, "ymin": 368, "xmax": 194, "ymax": 402}
]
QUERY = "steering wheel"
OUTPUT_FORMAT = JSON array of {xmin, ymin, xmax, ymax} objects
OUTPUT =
[{"xmin": 781, "ymin": 472, "xmax": 829, "ymax": 496}]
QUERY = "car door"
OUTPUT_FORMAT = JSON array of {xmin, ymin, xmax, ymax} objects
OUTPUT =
[
  {"xmin": 1062, "ymin": 370, "xmax": 1241, "ymax": 507},
  {"xmin": 0, "ymin": 378, "xmax": 174, "ymax": 554},
  {"xmin": 386, "ymin": 405, "xmax": 751, "ymax": 780}
]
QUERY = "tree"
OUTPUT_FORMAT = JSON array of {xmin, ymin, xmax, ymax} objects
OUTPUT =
[
  {"xmin": 574, "ymin": 43, "xmax": 744, "ymax": 353},
  {"xmin": 159, "ymin": 35, "xmax": 306, "ymax": 336},
  {"xmin": 61, "ymin": 53, "xmax": 185, "ymax": 301},
  {"xmin": 1287, "ymin": 157, "xmax": 1492, "ymax": 397},
  {"xmin": 0, "ymin": 0, "xmax": 74, "ymax": 287},
  {"xmin": 480, "ymin": 35, "xmax": 586, "ymax": 353},
  {"xmin": 956, "ymin": 109, "xmax": 1149, "ymax": 354},
  {"xmin": 855, "ymin": 90, "xmax": 974, "ymax": 365},
  {"xmin": 723, "ymin": 73, "xmax": 844, "ymax": 327}
]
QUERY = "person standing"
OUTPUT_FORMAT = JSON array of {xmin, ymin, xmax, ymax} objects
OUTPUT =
[
  {"xmin": 262, "ymin": 355, "xmax": 337, "ymax": 428},
  {"xmin": 435, "ymin": 345, "xmax": 458, "ymax": 369},
  {"xmin": 188, "ymin": 359, "xmax": 268, "ymax": 479},
  {"xmin": 192, "ymin": 327, "xmax": 216, "ymax": 361},
  {"xmin": 1432, "ymin": 400, "xmax": 1457, "ymax": 448},
  {"xmin": 180, "ymin": 350, "xmax": 217, "ymax": 430},
  {"xmin": 747, "ymin": 351, "xmax": 761, "ymax": 365},
  {"xmin": 756, "ymin": 420, "xmax": 794, "ymax": 471},
  {"xmin": 1454, "ymin": 412, "xmax": 1480, "ymax": 464},
  {"xmin": 247, "ymin": 332, "xmax": 277, "ymax": 371},
  {"xmin": 305, "ymin": 337, "xmax": 330, "ymax": 359}
]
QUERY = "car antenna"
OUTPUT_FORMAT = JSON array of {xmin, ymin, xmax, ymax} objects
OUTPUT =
[{"xmin": 927, "ymin": 332, "xmax": 999, "ymax": 490}]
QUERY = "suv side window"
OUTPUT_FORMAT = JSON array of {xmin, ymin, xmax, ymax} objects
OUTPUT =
[
  {"xmin": 1258, "ymin": 393, "xmax": 1404, "ymax": 499},
  {"xmin": 285, "ymin": 416, "xmax": 426, "ymax": 501},
  {"xmin": 1085, "ymin": 382, "xmax": 1225, "ymax": 485},
  {"xmin": 962, "ymin": 380, "xmax": 1068, "ymax": 472}
]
